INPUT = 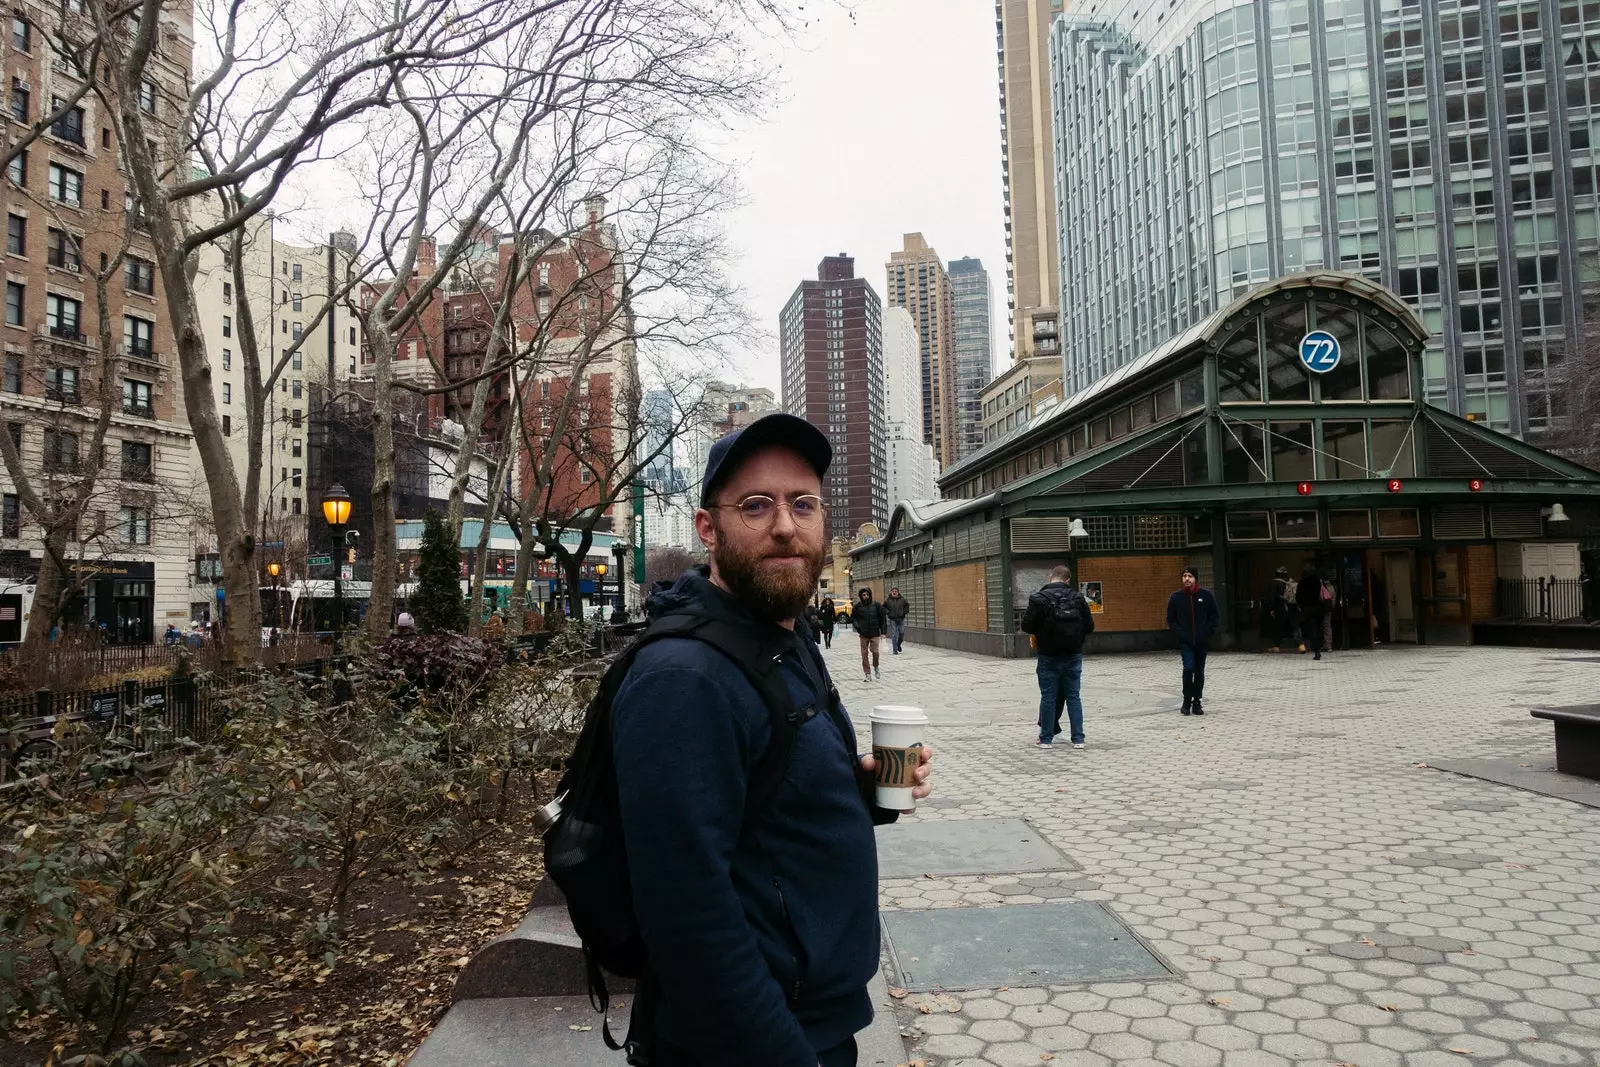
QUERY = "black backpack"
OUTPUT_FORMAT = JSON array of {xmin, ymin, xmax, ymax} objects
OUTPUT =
[
  {"xmin": 1047, "ymin": 588, "xmax": 1086, "ymax": 642},
  {"xmin": 540, "ymin": 606, "xmax": 838, "ymax": 1054}
]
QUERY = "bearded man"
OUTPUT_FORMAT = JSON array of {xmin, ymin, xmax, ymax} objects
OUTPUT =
[{"xmin": 609, "ymin": 413, "xmax": 933, "ymax": 1067}]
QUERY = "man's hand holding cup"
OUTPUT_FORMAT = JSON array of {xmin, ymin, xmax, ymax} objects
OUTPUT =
[{"xmin": 861, "ymin": 705, "xmax": 933, "ymax": 813}]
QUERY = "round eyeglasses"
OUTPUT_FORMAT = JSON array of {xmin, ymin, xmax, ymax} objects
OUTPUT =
[{"xmin": 711, "ymin": 494, "xmax": 825, "ymax": 530}]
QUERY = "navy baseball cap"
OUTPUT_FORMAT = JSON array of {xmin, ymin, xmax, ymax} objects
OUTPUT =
[{"xmin": 699, "ymin": 413, "xmax": 832, "ymax": 507}]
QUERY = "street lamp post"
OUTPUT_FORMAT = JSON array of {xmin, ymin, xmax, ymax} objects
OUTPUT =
[
  {"xmin": 266, "ymin": 561, "xmax": 282, "ymax": 641},
  {"xmin": 612, "ymin": 543, "xmax": 628, "ymax": 614},
  {"xmin": 594, "ymin": 563, "xmax": 607, "ymax": 619},
  {"xmin": 321, "ymin": 484, "xmax": 352, "ymax": 647}
]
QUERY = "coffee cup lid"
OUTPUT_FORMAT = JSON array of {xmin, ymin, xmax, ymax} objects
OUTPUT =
[{"xmin": 870, "ymin": 704, "xmax": 928, "ymax": 724}]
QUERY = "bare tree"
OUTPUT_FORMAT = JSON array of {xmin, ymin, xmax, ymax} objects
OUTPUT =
[{"xmin": 645, "ymin": 546, "xmax": 701, "ymax": 589}]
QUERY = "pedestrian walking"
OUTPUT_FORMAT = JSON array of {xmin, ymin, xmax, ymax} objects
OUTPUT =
[
  {"xmin": 804, "ymin": 601, "xmax": 824, "ymax": 644},
  {"xmin": 852, "ymin": 587, "xmax": 888, "ymax": 681},
  {"xmin": 884, "ymin": 587, "xmax": 910, "ymax": 654},
  {"xmin": 1166, "ymin": 566, "xmax": 1219, "ymax": 716},
  {"xmin": 604, "ymin": 411, "xmax": 932, "ymax": 1066},
  {"xmin": 1018, "ymin": 564, "xmax": 1095, "ymax": 749},
  {"xmin": 1262, "ymin": 566, "xmax": 1294, "ymax": 652},
  {"xmin": 1295, "ymin": 564, "xmax": 1327, "ymax": 660},
  {"xmin": 819, "ymin": 596, "xmax": 837, "ymax": 648}
]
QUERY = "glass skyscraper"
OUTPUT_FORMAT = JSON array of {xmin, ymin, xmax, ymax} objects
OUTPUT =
[
  {"xmin": 1050, "ymin": 0, "xmax": 1598, "ymax": 439},
  {"xmin": 948, "ymin": 257, "xmax": 994, "ymax": 462}
]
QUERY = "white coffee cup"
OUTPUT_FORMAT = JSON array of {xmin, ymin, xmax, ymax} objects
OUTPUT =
[{"xmin": 869, "ymin": 705, "xmax": 929, "ymax": 810}]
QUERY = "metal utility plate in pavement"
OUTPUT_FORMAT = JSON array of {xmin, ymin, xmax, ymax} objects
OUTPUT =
[
  {"xmin": 875, "ymin": 817, "xmax": 1077, "ymax": 878},
  {"xmin": 881, "ymin": 900, "xmax": 1172, "ymax": 992}
]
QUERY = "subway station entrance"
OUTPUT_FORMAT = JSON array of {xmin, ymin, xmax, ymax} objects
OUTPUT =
[{"xmin": 852, "ymin": 274, "xmax": 1600, "ymax": 656}]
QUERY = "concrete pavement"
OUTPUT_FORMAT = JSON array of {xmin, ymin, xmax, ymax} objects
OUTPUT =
[{"xmin": 830, "ymin": 637, "xmax": 1600, "ymax": 1067}]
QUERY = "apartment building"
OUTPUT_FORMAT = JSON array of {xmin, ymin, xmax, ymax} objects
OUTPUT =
[{"xmin": 886, "ymin": 234, "xmax": 957, "ymax": 469}]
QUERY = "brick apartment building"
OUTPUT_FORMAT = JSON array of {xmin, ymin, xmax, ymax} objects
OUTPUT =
[
  {"xmin": 0, "ymin": 0, "xmax": 195, "ymax": 644},
  {"xmin": 779, "ymin": 254, "xmax": 888, "ymax": 538}
]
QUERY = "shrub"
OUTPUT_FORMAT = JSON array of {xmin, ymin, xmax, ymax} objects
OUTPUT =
[
  {"xmin": 0, "ymin": 720, "xmax": 267, "ymax": 1054},
  {"xmin": 375, "ymin": 633, "xmax": 500, "ymax": 693}
]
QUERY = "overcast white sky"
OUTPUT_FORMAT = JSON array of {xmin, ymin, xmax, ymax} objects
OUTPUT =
[{"xmin": 720, "ymin": 0, "xmax": 1010, "ymax": 394}]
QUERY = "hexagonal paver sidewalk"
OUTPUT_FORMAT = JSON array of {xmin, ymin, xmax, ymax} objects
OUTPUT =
[{"xmin": 829, "ymin": 641, "xmax": 1600, "ymax": 1066}]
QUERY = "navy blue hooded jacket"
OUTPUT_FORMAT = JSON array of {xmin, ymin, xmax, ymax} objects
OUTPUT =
[
  {"xmin": 1166, "ymin": 585, "xmax": 1220, "ymax": 647},
  {"xmin": 611, "ymin": 570, "xmax": 897, "ymax": 1065}
]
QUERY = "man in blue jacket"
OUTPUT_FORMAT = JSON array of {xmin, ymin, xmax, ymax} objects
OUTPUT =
[
  {"xmin": 1166, "ymin": 566, "xmax": 1220, "ymax": 716},
  {"xmin": 610, "ymin": 412, "xmax": 933, "ymax": 1067}
]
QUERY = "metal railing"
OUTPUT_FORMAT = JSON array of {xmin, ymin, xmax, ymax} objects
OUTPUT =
[{"xmin": 1496, "ymin": 577, "xmax": 1589, "ymax": 623}]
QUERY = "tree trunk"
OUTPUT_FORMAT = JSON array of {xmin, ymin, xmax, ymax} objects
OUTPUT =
[
  {"xmin": 20, "ymin": 535, "xmax": 66, "ymax": 658},
  {"xmin": 506, "ymin": 530, "xmax": 534, "ymax": 638},
  {"xmin": 365, "ymin": 326, "xmax": 398, "ymax": 640}
]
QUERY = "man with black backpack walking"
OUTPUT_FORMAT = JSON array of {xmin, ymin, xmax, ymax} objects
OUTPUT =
[
  {"xmin": 1018, "ymin": 564, "xmax": 1095, "ymax": 749},
  {"xmin": 546, "ymin": 412, "xmax": 932, "ymax": 1067}
]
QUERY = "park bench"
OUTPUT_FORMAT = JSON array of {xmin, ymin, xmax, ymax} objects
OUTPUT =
[{"xmin": 1530, "ymin": 705, "xmax": 1600, "ymax": 780}]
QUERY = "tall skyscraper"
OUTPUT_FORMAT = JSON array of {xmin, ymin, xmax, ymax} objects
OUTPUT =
[
  {"xmin": 997, "ymin": 0, "xmax": 1065, "ymax": 362},
  {"xmin": 948, "ymin": 258, "xmax": 994, "ymax": 462},
  {"xmin": 883, "ymin": 307, "xmax": 937, "ymax": 505},
  {"xmin": 780, "ymin": 255, "xmax": 887, "ymax": 537},
  {"xmin": 1050, "ymin": 0, "xmax": 1588, "ymax": 440},
  {"xmin": 886, "ymin": 234, "xmax": 957, "ymax": 470}
]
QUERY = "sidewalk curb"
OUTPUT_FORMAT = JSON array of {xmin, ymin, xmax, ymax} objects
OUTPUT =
[{"xmin": 859, "ymin": 965, "xmax": 908, "ymax": 1066}]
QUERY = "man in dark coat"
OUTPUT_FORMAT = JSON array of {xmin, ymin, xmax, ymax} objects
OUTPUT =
[
  {"xmin": 883, "ymin": 587, "xmax": 910, "ymax": 654},
  {"xmin": 1018, "ymin": 565, "xmax": 1095, "ymax": 748},
  {"xmin": 610, "ymin": 413, "xmax": 932, "ymax": 1066},
  {"xmin": 1167, "ymin": 566, "xmax": 1220, "ymax": 716},
  {"xmin": 1296, "ymin": 564, "xmax": 1327, "ymax": 660},
  {"xmin": 819, "ymin": 596, "xmax": 837, "ymax": 648},
  {"xmin": 852, "ymin": 587, "xmax": 888, "ymax": 682}
]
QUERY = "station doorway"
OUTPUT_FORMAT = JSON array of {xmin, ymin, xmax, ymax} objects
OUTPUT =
[{"xmin": 1229, "ymin": 546, "xmax": 1422, "ymax": 650}]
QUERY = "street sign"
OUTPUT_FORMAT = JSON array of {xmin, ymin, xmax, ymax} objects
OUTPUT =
[
  {"xmin": 340, "ymin": 564, "xmax": 353, "ymax": 581},
  {"xmin": 307, "ymin": 555, "xmax": 333, "ymax": 567},
  {"xmin": 1298, "ymin": 330, "xmax": 1341, "ymax": 373}
]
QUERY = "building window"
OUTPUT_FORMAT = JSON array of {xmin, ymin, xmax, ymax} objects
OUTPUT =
[
  {"xmin": 122, "ymin": 378, "xmax": 152, "ymax": 417},
  {"xmin": 291, "ymin": 263, "xmax": 301, "ymax": 281},
  {"xmin": 347, "ymin": 326, "xmax": 355, "ymax": 345},
  {"xmin": 121, "ymin": 440, "xmax": 152, "ymax": 481},
  {"xmin": 5, "ymin": 213, "xmax": 23, "ymax": 255},
  {"xmin": 6, "ymin": 149, "xmax": 24, "ymax": 187},
  {"xmin": 11, "ymin": 17, "xmax": 29, "ymax": 52},
  {"xmin": 291, "ymin": 292, "xmax": 301, "ymax": 311},
  {"xmin": 291, "ymin": 438, "xmax": 302, "ymax": 457},
  {"xmin": 46, "ymin": 227, "xmax": 79, "ymax": 271},
  {"xmin": 292, "ymin": 498, "xmax": 301, "ymax": 515},
  {"xmin": 44, "ymin": 363, "xmax": 77, "ymax": 402},
  {"xmin": 8, "ymin": 78, "xmax": 27, "ymax": 122},
  {"xmin": 47, "ymin": 163, "xmax": 82, "ymax": 206},
  {"xmin": 222, "ymin": 413, "xmax": 231, "ymax": 436},
  {"xmin": 42, "ymin": 428, "xmax": 77, "ymax": 471},
  {"xmin": 221, "ymin": 347, "xmax": 231, "ymax": 371},
  {"xmin": 291, "ymin": 379, "xmax": 301, "ymax": 399},
  {"xmin": 221, "ymin": 314, "xmax": 231, "ymax": 338},
  {"xmin": 222, "ymin": 280, "xmax": 232, "ymax": 304},
  {"xmin": 49, "ymin": 95, "xmax": 85, "ymax": 145},
  {"xmin": 222, "ymin": 382, "xmax": 231, "ymax": 404},
  {"xmin": 291, "ymin": 467, "xmax": 301, "ymax": 488},
  {"xmin": 1, "ymin": 493, "xmax": 17, "ymax": 538},
  {"xmin": 291, "ymin": 349, "xmax": 301, "ymax": 370},
  {"xmin": 280, "ymin": 319, "xmax": 286, "ymax": 334},
  {"xmin": 2, "ymin": 354, "xmax": 19, "ymax": 392},
  {"xmin": 291, "ymin": 321, "xmax": 302, "ymax": 340},
  {"xmin": 4, "ymin": 282, "xmax": 21, "ymax": 326},
  {"xmin": 138, "ymin": 79, "xmax": 157, "ymax": 114},
  {"xmin": 122, "ymin": 315, "xmax": 153, "ymax": 356},
  {"xmin": 45, "ymin": 293, "xmax": 81, "ymax": 338},
  {"xmin": 124, "ymin": 256, "xmax": 155, "ymax": 295},
  {"xmin": 291, "ymin": 408, "xmax": 301, "ymax": 428},
  {"xmin": 120, "ymin": 505, "xmax": 150, "ymax": 545},
  {"xmin": 124, "ymin": 192, "xmax": 147, "ymax": 230}
]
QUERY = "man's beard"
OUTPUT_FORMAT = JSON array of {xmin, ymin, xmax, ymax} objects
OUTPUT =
[{"xmin": 711, "ymin": 518, "xmax": 825, "ymax": 623}]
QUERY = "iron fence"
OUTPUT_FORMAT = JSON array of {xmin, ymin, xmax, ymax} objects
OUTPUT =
[{"xmin": 1496, "ymin": 577, "xmax": 1590, "ymax": 623}]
